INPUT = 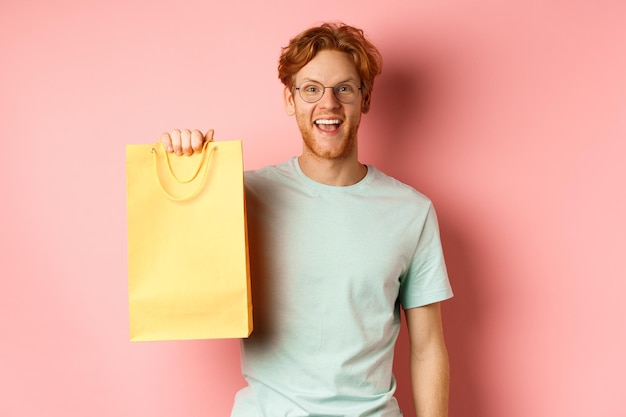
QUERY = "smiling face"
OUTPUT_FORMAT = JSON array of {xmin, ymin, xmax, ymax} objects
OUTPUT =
[{"xmin": 284, "ymin": 49, "xmax": 363, "ymax": 162}]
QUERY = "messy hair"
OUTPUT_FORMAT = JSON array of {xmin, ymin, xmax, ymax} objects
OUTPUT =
[{"xmin": 278, "ymin": 22, "xmax": 383, "ymax": 113}]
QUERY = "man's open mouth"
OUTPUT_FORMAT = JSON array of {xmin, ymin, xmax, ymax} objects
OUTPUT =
[{"xmin": 314, "ymin": 119, "xmax": 342, "ymax": 131}]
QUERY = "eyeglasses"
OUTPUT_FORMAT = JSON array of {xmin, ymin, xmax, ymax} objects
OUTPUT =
[{"xmin": 295, "ymin": 80, "xmax": 362, "ymax": 104}]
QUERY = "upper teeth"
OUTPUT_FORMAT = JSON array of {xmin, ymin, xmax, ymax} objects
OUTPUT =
[{"xmin": 315, "ymin": 119, "xmax": 340, "ymax": 125}]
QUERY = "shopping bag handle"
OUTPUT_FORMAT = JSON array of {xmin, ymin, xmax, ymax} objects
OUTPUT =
[
  {"xmin": 151, "ymin": 141, "xmax": 218, "ymax": 201},
  {"xmin": 162, "ymin": 140, "xmax": 214, "ymax": 183}
]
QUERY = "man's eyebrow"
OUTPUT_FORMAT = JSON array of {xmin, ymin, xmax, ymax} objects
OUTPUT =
[{"xmin": 298, "ymin": 77, "xmax": 360, "ymax": 85}]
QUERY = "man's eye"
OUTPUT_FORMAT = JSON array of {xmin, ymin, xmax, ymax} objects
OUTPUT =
[
  {"xmin": 304, "ymin": 86, "xmax": 320, "ymax": 93},
  {"xmin": 337, "ymin": 85, "xmax": 354, "ymax": 93}
]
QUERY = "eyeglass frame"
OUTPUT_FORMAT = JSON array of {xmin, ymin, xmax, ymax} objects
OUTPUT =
[{"xmin": 294, "ymin": 80, "xmax": 363, "ymax": 104}]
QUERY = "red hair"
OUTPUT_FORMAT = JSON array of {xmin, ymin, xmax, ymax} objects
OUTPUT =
[{"xmin": 278, "ymin": 22, "xmax": 383, "ymax": 113}]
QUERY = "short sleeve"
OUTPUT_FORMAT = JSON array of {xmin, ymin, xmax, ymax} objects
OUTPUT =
[{"xmin": 399, "ymin": 205, "xmax": 453, "ymax": 309}]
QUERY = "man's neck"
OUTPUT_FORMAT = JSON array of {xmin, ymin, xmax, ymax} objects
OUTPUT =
[{"xmin": 297, "ymin": 154, "xmax": 367, "ymax": 186}]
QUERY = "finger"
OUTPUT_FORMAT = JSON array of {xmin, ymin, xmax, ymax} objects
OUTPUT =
[
  {"xmin": 205, "ymin": 129, "xmax": 215, "ymax": 142},
  {"xmin": 160, "ymin": 132, "xmax": 174, "ymax": 153},
  {"xmin": 181, "ymin": 129, "xmax": 194, "ymax": 156},
  {"xmin": 170, "ymin": 129, "xmax": 182, "ymax": 155},
  {"xmin": 191, "ymin": 129, "xmax": 205, "ymax": 153}
]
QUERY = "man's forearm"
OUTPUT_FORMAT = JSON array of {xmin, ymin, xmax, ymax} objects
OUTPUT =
[{"xmin": 410, "ymin": 347, "xmax": 450, "ymax": 417}]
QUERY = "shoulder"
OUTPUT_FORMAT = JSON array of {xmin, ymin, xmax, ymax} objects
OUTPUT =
[
  {"xmin": 366, "ymin": 166, "xmax": 433, "ymax": 209},
  {"xmin": 244, "ymin": 158, "xmax": 301, "ymax": 196},
  {"xmin": 245, "ymin": 158, "xmax": 293, "ymax": 181}
]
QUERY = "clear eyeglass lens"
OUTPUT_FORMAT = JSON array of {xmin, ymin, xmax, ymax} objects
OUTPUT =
[{"xmin": 297, "ymin": 81, "xmax": 360, "ymax": 104}]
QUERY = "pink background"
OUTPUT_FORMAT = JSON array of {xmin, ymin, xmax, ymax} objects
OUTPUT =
[{"xmin": 2, "ymin": 1, "xmax": 625, "ymax": 416}]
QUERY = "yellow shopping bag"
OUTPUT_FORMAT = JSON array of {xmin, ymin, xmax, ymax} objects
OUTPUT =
[{"xmin": 126, "ymin": 139, "xmax": 252, "ymax": 341}]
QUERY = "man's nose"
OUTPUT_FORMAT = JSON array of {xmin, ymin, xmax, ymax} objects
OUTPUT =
[{"xmin": 318, "ymin": 87, "xmax": 341, "ymax": 108}]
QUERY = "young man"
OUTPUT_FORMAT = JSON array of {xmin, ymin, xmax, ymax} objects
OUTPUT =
[{"xmin": 162, "ymin": 23, "xmax": 453, "ymax": 417}]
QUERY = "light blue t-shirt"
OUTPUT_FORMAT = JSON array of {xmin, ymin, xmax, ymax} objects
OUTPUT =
[{"xmin": 231, "ymin": 158, "xmax": 452, "ymax": 417}]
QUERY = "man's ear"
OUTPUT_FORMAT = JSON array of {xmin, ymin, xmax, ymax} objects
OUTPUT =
[
  {"xmin": 284, "ymin": 86, "xmax": 296, "ymax": 116},
  {"xmin": 361, "ymin": 92, "xmax": 372, "ymax": 114}
]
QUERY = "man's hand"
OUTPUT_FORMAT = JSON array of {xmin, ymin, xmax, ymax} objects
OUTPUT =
[{"xmin": 161, "ymin": 129, "xmax": 215, "ymax": 156}]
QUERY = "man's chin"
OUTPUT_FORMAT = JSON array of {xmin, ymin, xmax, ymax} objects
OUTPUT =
[
  {"xmin": 304, "ymin": 142, "xmax": 355, "ymax": 161},
  {"xmin": 300, "ymin": 127, "xmax": 358, "ymax": 160}
]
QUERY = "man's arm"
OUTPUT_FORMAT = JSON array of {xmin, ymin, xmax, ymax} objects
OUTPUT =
[{"xmin": 405, "ymin": 302, "xmax": 450, "ymax": 417}]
